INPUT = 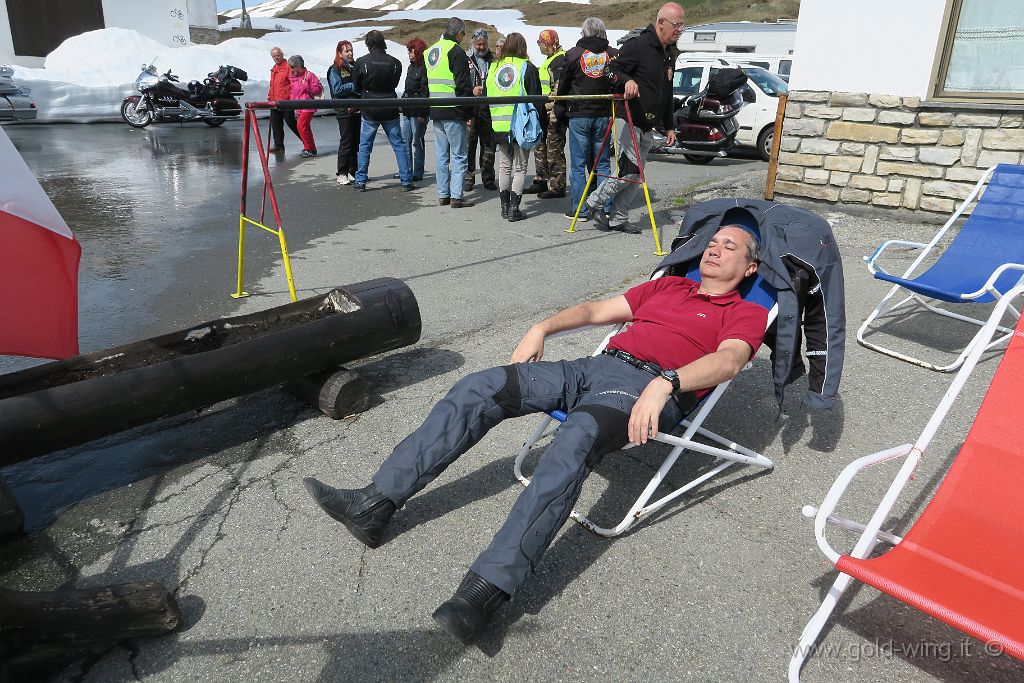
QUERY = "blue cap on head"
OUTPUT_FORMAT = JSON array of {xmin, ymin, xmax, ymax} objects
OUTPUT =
[{"xmin": 721, "ymin": 207, "xmax": 760, "ymax": 243}]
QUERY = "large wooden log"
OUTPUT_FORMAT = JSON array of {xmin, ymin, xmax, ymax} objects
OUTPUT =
[
  {"xmin": 0, "ymin": 278, "xmax": 420, "ymax": 467},
  {"xmin": 0, "ymin": 581, "xmax": 179, "ymax": 662},
  {"xmin": 0, "ymin": 477, "xmax": 24, "ymax": 540}
]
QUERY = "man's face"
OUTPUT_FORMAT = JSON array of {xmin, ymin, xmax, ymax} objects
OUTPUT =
[
  {"xmin": 656, "ymin": 10, "xmax": 686, "ymax": 47},
  {"xmin": 699, "ymin": 227, "xmax": 757, "ymax": 285},
  {"xmin": 537, "ymin": 40, "xmax": 552, "ymax": 56},
  {"xmin": 473, "ymin": 37, "xmax": 487, "ymax": 55},
  {"xmin": 271, "ymin": 50, "xmax": 285, "ymax": 64}
]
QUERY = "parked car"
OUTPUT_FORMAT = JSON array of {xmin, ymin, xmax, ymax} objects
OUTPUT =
[
  {"xmin": 672, "ymin": 58, "xmax": 788, "ymax": 161},
  {"xmin": 0, "ymin": 65, "xmax": 37, "ymax": 122},
  {"xmin": 736, "ymin": 54, "xmax": 793, "ymax": 82}
]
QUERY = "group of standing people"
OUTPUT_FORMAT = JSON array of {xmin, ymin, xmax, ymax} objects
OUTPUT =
[{"xmin": 263, "ymin": 3, "xmax": 685, "ymax": 232}]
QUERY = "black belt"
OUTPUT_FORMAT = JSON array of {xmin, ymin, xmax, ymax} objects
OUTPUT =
[
  {"xmin": 602, "ymin": 348, "xmax": 664, "ymax": 377},
  {"xmin": 602, "ymin": 348, "xmax": 699, "ymax": 415}
]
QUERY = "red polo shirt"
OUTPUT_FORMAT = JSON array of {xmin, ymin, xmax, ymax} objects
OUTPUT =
[{"xmin": 606, "ymin": 276, "xmax": 768, "ymax": 375}]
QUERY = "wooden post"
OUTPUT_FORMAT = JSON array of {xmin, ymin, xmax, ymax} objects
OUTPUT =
[
  {"xmin": 764, "ymin": 92, "xmax": 789, "ymax": 200},
  {"xmin": 0, "ymin": 477, "xmax": 24, "ymax": 540},
  {"xmin": 285, "ymin": 367, "xmax": 371, "ymax": 419}
]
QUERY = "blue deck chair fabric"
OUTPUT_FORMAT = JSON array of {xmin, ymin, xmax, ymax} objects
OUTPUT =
[
  {"xmin": 859, "ymin": 164, "xmax": 1024, "ymax": 371},
  {"xmin": 872, "ymin": 164, "xmax": 1024, "ymax": 303}
]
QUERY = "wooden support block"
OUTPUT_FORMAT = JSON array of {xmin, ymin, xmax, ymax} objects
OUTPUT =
[
  {"xmin": 285, "ymin": 366, "xmax": 371, "ymax": 419},
  {"xmin": 0, "ymin": 477, "xmax": 24, "ymax": 541}
]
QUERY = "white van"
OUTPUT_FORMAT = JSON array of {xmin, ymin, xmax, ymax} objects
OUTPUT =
[
  {"xmin": 675, "ymin": 51, "xmax": 793, "ymax": 82},
  {"xmin": 672, "ymin": 58, "xmax": 789, "ymax": 161}
]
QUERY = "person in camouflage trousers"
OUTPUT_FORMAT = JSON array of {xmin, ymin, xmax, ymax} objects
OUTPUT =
[
  {"xmin": 465, "ymin": 29, "xmax": 497, "ymax": 192},
  {"xmin": 525, "ymin": 29, "xmax": 568, "ymax": 199}
]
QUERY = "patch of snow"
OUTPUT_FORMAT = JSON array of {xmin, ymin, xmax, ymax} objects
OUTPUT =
[
  {"xmin": 185, "ymin": 326, "xmax": 212, "ymax": 341},
  {"xmin": 219, "ymin": 17, "xmax": 330, "ymax": 31},
  {"xmin": 540, "ymin": 0, "xmax": 591, "ymax": 3},
  {"xmin": 405, "ymin": 0, "xmax": 433, "ymax": 9},
  {"xmin": 296, "ymin": 0, "xmax": 322, "ymax": 9},
  {"xmin": 345, "ymin": 0, "xmax": 391, "ymax": 8}
]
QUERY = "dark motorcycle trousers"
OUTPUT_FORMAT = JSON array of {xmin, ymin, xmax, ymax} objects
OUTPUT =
[{"xmin": 371, "ymin": 353, "xmax": 684, "ymax": 596}]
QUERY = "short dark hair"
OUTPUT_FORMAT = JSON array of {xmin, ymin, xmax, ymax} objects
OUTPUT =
[{"xmin": 364, "ymin": 30, "xmax": 385, "ymax": 50}]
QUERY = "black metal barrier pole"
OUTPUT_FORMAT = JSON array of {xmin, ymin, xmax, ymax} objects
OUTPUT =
[{"xmin": 246, "ymin": 94, "xmax": 618, "ymax": 112}]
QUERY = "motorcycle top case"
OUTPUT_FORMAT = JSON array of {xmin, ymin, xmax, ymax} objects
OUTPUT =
[{"xmin": 707, "ymin": 68, "xmax": 747, "ymax": 99}]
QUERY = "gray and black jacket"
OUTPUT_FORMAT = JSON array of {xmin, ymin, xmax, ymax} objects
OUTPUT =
[{"xmin": 658, "ymin": 198, "xmax": 846, "ymax": 409}]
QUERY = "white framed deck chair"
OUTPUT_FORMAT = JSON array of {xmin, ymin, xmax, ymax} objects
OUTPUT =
[
  {"xmin": 512, "ymin": 258, "xmax": 778, "ymax": 537},
  {"xmin": 858, "ymin": 163, "xmax": 1024, "ymax": 371},
  {"xmin": 789, "ymin": 284, "xmax": 1024, "ymax": 682}
]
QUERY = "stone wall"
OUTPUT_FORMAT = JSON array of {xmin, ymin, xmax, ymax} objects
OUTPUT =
[
  {"xmin": 189, "ymin": 26, "xmax": 219, "ymax": 45},
  {"xmin": 774, "ymin": 91, "xmax": 1024, "ymax": 216}
]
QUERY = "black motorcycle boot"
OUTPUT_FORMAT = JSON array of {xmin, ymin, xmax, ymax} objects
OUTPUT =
[
  {"xmin": 499, "ymin": 190, "xmax": 510, "ymax": 219},
  {"xmin": 520, "ymin": 179, "xmax": 544, "ymax": 194},
  {"xmin": 432, "ymin": 571, "xmax": 510, "ymax": 645},
  {"xmin": 507, "ymin": 192, "xmax": 527, "ymax": 222},
  {"xmin": 302, "ymin": 478, "xmax": 396, "ymax": 548}
]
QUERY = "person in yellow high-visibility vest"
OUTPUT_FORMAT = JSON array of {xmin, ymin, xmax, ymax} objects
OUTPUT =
[
  {"xmin": 524, "ymin": 29, "xmax": 567, "ymax": 199},
  {"xmin": 479, "ymin": 33, "xmax": 542, "ymax": 222},
  {"xmin": 425, "ymin": 17, "xmax": 477, "ymax": 208}
]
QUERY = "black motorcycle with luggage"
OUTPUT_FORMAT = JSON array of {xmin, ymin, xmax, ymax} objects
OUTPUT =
[{"xmin": 120, "ymin": 62, "xmax": 248, "ymax": 128}]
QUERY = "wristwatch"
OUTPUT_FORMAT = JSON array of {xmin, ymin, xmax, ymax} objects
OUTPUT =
[{"xmin": 659, "ymin": 369, "xmax": 680, "ymax": 394}]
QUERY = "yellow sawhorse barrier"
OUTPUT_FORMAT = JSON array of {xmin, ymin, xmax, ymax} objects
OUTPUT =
[
  {"xmin": 232, "ymin": 106, "xmax": 298, "ymax": 302},
  {"xmin": 232, "ymin": 214, "xmax": 297, "ymax": 301},
  {"xmin": 555, "ymin": 95, "xmax": 666, "ymax": 256}
]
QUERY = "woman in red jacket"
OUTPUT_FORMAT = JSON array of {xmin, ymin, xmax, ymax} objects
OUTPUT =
[
  {"xmin": 267, "ymin": 47, "xmax": 300, "ymax": 152},
  {"xmin": 288, "ymin": 54, "xmax": 324, "ymax": 157}
]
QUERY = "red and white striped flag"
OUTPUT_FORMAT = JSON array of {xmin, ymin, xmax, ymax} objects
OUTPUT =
[{"xmin": 0, "ymin": 125, "xmax": 81, "ymax": 359}]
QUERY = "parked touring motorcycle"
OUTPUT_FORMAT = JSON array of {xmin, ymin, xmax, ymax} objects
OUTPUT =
[
  {"xmin": 653, "ymin": 67, "xmax": 752, "ymax": 165},
  {"xmin": 120, "ymin": 61, "xmax": 248, "ymax": 128}
]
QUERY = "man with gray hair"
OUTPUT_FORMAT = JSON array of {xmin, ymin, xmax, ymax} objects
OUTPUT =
[
  {"xmin": 585, "ymin": 2, "xmax": 684, "ymax": 233},
  {"xmin": 465, "ymin": 28, "xmax": 496, "ymax": 192},
  {"xmin": 425, "ymin": 17, "xmax": 477, "ymax": 207},
  {"xmin": 555, "ymin": 17, "xmax": 618, "ymax": 222}
]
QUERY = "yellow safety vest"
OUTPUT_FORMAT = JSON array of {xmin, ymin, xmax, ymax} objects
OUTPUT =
[
  {"xmin": 425, "ymin": 38, "xmax": 459, "ymax": 107},
  {"xmin": 487, "ymin": 57, "xmax": 527, "ymax": 133},
  {"xmin": 539, "ymin": 49, "xmax": 565, "ymax": 95}
]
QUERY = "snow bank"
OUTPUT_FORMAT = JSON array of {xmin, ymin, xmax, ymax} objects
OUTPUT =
[{"xmin": 7, "ymin": 8, "xmax": 625, "ymax": 123}]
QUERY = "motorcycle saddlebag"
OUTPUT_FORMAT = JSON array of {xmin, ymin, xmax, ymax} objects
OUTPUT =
[{"xmin": 707, "ymin": 68, "xmax": 747, "ymax": 99}]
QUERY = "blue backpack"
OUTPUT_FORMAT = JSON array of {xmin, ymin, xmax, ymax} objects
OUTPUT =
[{"xmin": 511, "ymin": 63, "xmax": 543, "ymax": 150}]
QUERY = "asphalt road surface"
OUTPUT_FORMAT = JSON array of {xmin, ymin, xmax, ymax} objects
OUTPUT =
[{"xmin": 3, "ymin": 118, "xmax": 1021, "ymax": 682}]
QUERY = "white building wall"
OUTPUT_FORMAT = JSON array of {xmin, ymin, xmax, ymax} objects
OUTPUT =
[
  {"xmin": 186, "ymin": 0, "xmax": 218, "ymax": 29},
  {"xmin": 789, "ymin": 0, "xmax": 947, "ymax": 97},
  {"xmin": 1, "ymin": 0, "xmax": 199, "ymax": 66},
  {"xmin": 101, "ymin": 0, "xmax": 192, "ymax": 47}
]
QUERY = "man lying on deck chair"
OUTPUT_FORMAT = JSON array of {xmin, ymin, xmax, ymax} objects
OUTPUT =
[{"xmin": 303, "ymin": 225, "xmax": 767, "ymax": 644}]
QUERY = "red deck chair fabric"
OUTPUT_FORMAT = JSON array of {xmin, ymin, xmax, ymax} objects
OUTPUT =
[{"xmin": 836, "ymin": 319, "xmax": 1024, "ymax": 660}]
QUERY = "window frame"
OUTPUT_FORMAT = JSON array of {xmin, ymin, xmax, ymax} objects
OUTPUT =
[{"xmin": 931, "ymin": 0, "xmax": 1024, "ymax": 103}]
